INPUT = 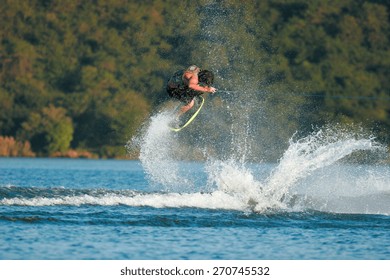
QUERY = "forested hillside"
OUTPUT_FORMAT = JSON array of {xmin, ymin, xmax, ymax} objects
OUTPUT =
[{"xmin": 1, "ymin": 0, "xmax": 389, "ymax": 159}]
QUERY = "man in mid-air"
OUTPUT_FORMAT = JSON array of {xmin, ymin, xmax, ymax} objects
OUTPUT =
[{"xmin": 166, "ymin": 65, "xmax": 217, "ymax": 115}]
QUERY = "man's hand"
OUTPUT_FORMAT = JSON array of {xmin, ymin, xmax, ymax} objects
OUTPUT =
[{"xmin": 209, "ymin": 87, "xmax": 217, "ymax": 93}]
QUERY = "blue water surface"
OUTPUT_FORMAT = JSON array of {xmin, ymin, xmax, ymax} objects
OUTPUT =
[{"xmin": 0, "ymin": 158, "xmax": 389, "ymax": 260}]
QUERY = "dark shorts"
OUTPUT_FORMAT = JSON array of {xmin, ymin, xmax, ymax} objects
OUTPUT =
[{"xmin": 167, "ymin": 86, "xmax": 202, "ymax": 105}]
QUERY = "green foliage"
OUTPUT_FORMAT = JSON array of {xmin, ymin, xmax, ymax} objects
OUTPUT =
[
  {"xmin": 20, "ymin": 105, "xmax": 74, "ymax": 155},
  {"xmin": 1, "ymin": 0, "xmax": 389, "ymax": 158}
]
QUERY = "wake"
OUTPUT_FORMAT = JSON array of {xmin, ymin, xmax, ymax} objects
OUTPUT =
[{"xmin": 0, "ymin": 186, "xmax": 247, "ymax": 211}]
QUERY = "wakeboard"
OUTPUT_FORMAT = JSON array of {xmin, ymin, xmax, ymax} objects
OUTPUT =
[{"xmin": 169, "ymin": 96, "xmax": 205, "ymax": 132}]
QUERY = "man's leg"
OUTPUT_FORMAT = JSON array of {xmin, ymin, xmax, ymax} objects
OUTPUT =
[{"xmin": 179, "ymin": 99, "xmax": 194, "ymax": 116}]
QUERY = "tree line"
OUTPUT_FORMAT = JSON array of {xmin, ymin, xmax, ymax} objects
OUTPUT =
[{"xmin": 0, "ymin": 0, "xmax": 389, "ymax": 159}]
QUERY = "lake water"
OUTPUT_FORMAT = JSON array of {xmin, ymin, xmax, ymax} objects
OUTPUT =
[{"xmin": 1, "ymin": 157, "xmax": 389, "ymax": 260}]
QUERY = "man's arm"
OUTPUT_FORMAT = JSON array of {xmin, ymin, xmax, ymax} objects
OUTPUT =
[{"xmin": 187, "ymin": 74, "xmax": 216, "ymax": 93}]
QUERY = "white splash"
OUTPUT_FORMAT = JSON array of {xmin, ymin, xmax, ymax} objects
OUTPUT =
[
  {"xmin": 264, "ymin": 129, "xmax": 381, "ymax": 203},
  {"xmin": 130, "ymin": 107, "xmax": 388, "ymax": 215},
  {"xmin": 205, "ymin": 159, "xmax": 282, "ymax": 212},
  {"xmin": 136, "ymin": 111, "xmax": 185, "ymax": 190}
]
